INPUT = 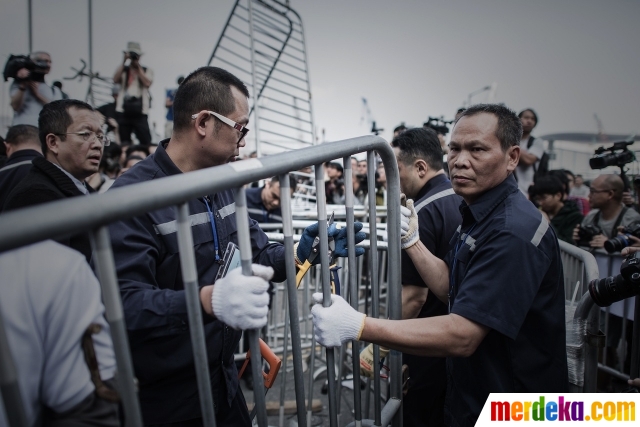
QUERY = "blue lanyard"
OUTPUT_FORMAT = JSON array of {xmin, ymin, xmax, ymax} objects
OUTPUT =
[
  {"xmin": 448, "ymin": 222, "xmax": 477, "ymax": 313},
  {"xmin": 203, "ymin": 197, "xmax": 222, "ymax": 263}
]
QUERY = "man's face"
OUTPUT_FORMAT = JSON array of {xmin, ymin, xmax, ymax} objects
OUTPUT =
[
  {"xmin": 448, "ymin": 113, "xmax": 518, "ymax": 204},
  {"xmin": 588, "ymin": 175, "xmax": 614, "ymax": 210},
  {"xmin": 34, "ymin": 53, "xmax": 52, "ymax": 74},
  {"xmin": 208, "ymin": 86, "xmax": 249, "ymax": 166},
  {"xmin": 351, "ymin": 158, "xmax": 358, "ymax": 172},
  {"xmin": 357, "ymin": 160, "xmax": 367, "ymax": 175},
  {"xmin": 393, "ymin": 147, "xmax": 419, "ymax": 199},
  {"xmin": 575, "ymin": 176, "xmax": 584, "ymax": 187},
  {"xmin": 261, "ymin": 181, "xmax": 282, "ymax": 211},
  {"xmin": 50, "ymin": 107, "xmax": 104, "ymax": 180},
  {"xmin": 520, "ymin": 110, "xmax": 537, "ymax": 134},
  {"xmin": 326, "ymin": 165, "xmax": 340, "ymax": 180},
  {"xmin": 535, "ymin": 192, "xmax": 563, "ymax": 214}
]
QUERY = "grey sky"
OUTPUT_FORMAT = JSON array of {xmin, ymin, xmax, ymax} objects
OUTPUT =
[{"xmin": 1, "ymin": 0, "xmax": 639, "ymax": 151}]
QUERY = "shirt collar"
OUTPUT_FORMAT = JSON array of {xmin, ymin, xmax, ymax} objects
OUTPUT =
[
  {"xmin": 51, "ymin": 162, "xmax": 89, "ymax": 195},
  {"xmin": 7, "ymin": 149, "xmax": 43, "ymax": 162},
  {"xmin": 459, "ymin": 174, "xmax": 518, "ymax": 224},
  {"xmin": 415, "ymin": 173, "xmax": 449, "ymax": 201},
  {"xmin": 154, "ymin": 139, "xmax": 184, "ymax": 177}
]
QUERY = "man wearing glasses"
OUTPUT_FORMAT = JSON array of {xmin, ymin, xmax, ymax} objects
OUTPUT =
[
  {"xmin": 3, "ymin": 99, "xmax": 106, "ymax": 262},
  {"xmin": 108, "ymin": 66, "xmax": 363, "ymax": 426}
]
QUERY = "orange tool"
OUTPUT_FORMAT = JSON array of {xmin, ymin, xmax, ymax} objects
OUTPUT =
[{"xmin": 238, "ymin": 338, "xmax": 282, "ymax": 420}]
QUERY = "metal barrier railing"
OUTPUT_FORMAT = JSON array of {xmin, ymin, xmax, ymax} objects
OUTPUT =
[
  {"xmin": 0, "ymin": 135, "xmax": 402, "ymax": 427},
  {"xmin": 559, "ymin": 240, "xmax": 601, "ymax": 392}
]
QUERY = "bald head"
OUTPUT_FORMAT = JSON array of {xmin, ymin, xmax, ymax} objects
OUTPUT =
[{"xmin": 592, "ymin": 174, "xmax": 624, "ymax": 202}]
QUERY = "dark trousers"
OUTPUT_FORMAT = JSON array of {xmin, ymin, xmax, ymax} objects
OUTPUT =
[
  {"xmin": 148, "ymin": 389, "xmax": 251, "ymax": 427},
  {"xmin": 403, "ymin": 352, "xmax": 446, "ymax": 427},
  {"xmin": 118, "ymin": 113, "xmax": 152, "ymax": 146}
]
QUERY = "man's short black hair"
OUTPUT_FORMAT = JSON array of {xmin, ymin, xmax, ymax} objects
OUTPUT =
[
  {"xmin": 391, "ymin": 127, "xmax": 443, "ymax": 171},
  {"xmin": 518, "ymin": 108, "xmax": 538, "ymax": 125},
  {"xmin": 393, "ymin": 124, "xmax": 407, "ymax": 135},
  {"xmin": 172, "ymin": 67, "xmax": 249, "ymax": 132},
  {"xmin": 126, "ymin": 145, "xmax": 150, "ymax": 158},
  {"xmin": 269, "ymin": 175, "xmax": 297, "ymax": 189},
  {"xmin": 547, "ymin": 169, "xmax": 571, "ymax": 195},
  {"xmin": 456, "ymin": 104, "xmax": 523, "ymax": 152},
  {"xmin": 5, "ymin": 125, "xmax": 39, "ymax": 146},
  {"xmin": 531, "ymin": 175, "xmax": 565, "ymax": 197},
  {"xmin": 38, "ymin": 99, "xmax": 96, "ymax": 154}
]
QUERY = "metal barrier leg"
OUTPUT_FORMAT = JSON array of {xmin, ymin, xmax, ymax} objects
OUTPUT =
[
  {"xmin": 366, "ymin": 151, "xmax": 382, "ymax": 426},
  {"xmin": 175, "ymin": 203, "xmax": 217, "ymax": 426},
  {"xmin": 91, "ymin": 227, "xmax": 144, "ymax": 427},
  {"xmin": 279, "ymin": 173, "xmax": 308, "ymax": 427},
  {"xmin": 278, "ymin": 291, "xmax": 289, "ymax": 427},
  {"xmin": 315, "ymin": 162, "xmax": 339, "ymax": 427},
  {"xmin": 0, "ymin": 303, "xmax": 28, "ymax": 427},
  {"xmin": 234, "ymin": 187, "xmax": 268, "ymax": 427}
]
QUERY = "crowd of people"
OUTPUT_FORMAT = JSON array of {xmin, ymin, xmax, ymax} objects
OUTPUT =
[{"xmin": 1, "ymin": 44, "xmax": 640, "ymax": 427}]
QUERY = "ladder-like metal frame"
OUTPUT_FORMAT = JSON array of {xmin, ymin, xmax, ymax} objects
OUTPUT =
[{"xmin": 208, "ymin": 0, "xmax": 317, "ymax": 156}]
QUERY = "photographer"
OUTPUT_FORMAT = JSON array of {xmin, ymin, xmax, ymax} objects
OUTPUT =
[
  {"xmin": 113, "ymin": 42, "xmax": 153, "ymax": 146},
  {"xmin": 9, "ymin": 51, "xmax": 63, "ymax": 127}
]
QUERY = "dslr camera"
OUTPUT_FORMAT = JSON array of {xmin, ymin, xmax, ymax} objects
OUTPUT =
[
  {"xmin": 589, "ymin": 140, "xmax": 635, "ymax": 170},
  {"xmin": 604, "ymin": 221, "xmax": 640, "ymax": 253},
  {"xmin": 129, "ymin": 51, "xmax": 140, "ymax": 61},
  {"xmin": 589, "ymin": 250, "xmax": 640, "ymax": 307},
  {"xmin": 576, "ymin": 224, "xmax": 603, "ymax": 247},
  {"xmin": 2, "ymin": 54, "xmax": 49, "ymax": 82}
]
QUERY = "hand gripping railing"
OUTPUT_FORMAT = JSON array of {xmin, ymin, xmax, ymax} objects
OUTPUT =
[{"xmin": 0, "ymin": 135, "xmax": 403, "ymax": 427}]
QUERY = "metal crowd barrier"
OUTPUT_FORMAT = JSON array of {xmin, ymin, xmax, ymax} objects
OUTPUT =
[
  {"xmin": 0, "ymin": 135, "xmax": 402, "ymax": 427},
  {"xmin": 559, "ymin": 240, "xmax": 601, "ymax": 392}
]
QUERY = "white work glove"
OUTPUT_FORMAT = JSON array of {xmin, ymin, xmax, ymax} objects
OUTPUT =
[
  {"xmin": 311, "ymin": 292, "xmax": 366, "ymax": 348},
  {"xmin": 211, "ymin": 264, "xmax": 274, "ymax": 330},
  {"xmin": 400, "ymin": 199, "xmax": 419, "ymax": 249},
  {"xmin": 359, "ymin": 343, "xmax": 390, "ymax": 379}
]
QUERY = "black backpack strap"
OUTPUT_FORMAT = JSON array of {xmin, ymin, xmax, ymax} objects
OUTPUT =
[
  {"xmin": 526, "ymin": 136, "xmax": 535, "ymax": 149},
  {"xmin": 612, "ymin": 207, "xmax": 628, "ymax": 236}
]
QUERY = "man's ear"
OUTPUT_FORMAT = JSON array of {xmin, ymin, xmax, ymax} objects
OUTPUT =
[
  {"xmin": 507, "ymin": 145, "xmax": 520, "ymax": 172},
  {"xmin": 46, "ymin": 134, "xmax": 60, "ymax": 155},
  {"xmin": 193, "ymin": 111, "xmax": 209, "ymax": 137},
  {"xmin": 415, "ymin": 159, "xmax": 428, "ymax": 178}
]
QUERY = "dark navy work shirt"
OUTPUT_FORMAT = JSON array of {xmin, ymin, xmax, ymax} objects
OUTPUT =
[
  {"xmin": 0, "ymin": 149, "xmax": 42, "ymax": 210},
  {"xmin": 444, "ymin": 174, "xmax": 568, "ymax": 427},
  {"xmin": 245, "ymin": 186, "xmax": 283, "ymax": 223},
  {"xmin": 400, "ymin": 173, "xmax": 461, "ymax": 426}
]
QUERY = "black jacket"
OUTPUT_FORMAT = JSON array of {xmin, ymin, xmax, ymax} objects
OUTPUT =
[
  {"xmin": 3, "ymin": 157, "xmax": 93, "ymax": 262},
  {"xmin": 0, "ymin": 149, "xmax": 43, "ymax": 210}
]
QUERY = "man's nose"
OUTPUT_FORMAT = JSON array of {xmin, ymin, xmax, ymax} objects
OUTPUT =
[{"xmin": 453, "ymin": 151, "xmax": 471, "ymax": 168}]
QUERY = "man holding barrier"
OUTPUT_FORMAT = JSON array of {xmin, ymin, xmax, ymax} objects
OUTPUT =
[
  {"xmin": 108, "ymin": 66, "xmax": 364, "ymax": 426},
  {"xmin": 312, "ymin": 104, "xmax": 568, "ymax": 427}
]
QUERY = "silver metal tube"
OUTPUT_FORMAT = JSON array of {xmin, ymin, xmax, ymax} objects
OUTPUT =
[
  {"xmin": 278, "ymin": 291, "xmax": 289, "ymax": 427},
  {"xmin": 378, "ymin": 145, "xmax": 403, "ymax": 427},
  {"xmin": 315, "ymin": 162, "xmax": 339, "ymax": 427},
  {"xmin": 380, "ymin": 398, "xmax": 402, "ymax": 427},
  {"xmin": 344, "ymin": 155, "xmax": 363, "ymax": 422},
  {"xmin": 233, "ymin": 187, "xmax": 268, "ymax": 427},
  {"xmin": 176, "ymin": 203, "xmax": 216, "ymax": 426},
  {"xmin": 247, "ymin": 0, "xmax": 264, "ymax": 158},
  {"xmin": 366, "ymin": 151, "xmax": 382, "ymax": 426},
  {"xmin": 91, "ymin": 227, "xmax": 143, "ymax": 427},
  {"xmin": 279, "ymin": 173, "xmax": 308, "ymax": 427},
  {"xmin": 0, "ymin": 303, "xmax": 28, "ymax": 427}
]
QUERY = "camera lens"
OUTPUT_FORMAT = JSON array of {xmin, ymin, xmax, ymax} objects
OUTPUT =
[
  {"xmin": 604, "ymin": 234, "xmax": 631, "ymax": 253},
  {"xmin": 589, "ymin": 275, "xmax": 630, "ymax": 307}
]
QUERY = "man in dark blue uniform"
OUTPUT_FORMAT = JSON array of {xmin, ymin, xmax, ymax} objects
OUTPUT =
[
  {"xmin": 0, "ymin": 125, "xmax": 42, "ymax": 209},
  {"xmin": 359, "ymin": 127, "xmax": 461, "ymax": 426},
  {"xmin": 108, "ymin": 67, "xmax": 362, "ymax": 426},
  {"xmin": 311, "ymin": 104, "xmax": 568, "ymax": 427},
  {"xmin": 245, "ymin": 175, "xmax": 297, "ymax": 224}
]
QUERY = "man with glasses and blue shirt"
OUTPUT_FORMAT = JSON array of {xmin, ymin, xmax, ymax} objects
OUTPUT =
[
  {"xmin": 108, "ymin": 66, "xmax": 365, "ymax": 426},
  {"xmin": 3, "ymin": 99, "xmax": 107, "ymax": 262}
]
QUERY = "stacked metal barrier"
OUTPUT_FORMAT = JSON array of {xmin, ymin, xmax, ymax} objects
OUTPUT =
[{"xmin": 0, "ymin": 135, "xmax": 402, "ymax": 427}]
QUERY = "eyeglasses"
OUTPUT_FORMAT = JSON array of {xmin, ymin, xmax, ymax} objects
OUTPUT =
[
  {"xmin": 589, "ymin": 188, "xmax": 612, "ymax": 194},
  {"xmin": 56, "ymin": 131, "xmax": 110, "ymax": 146},
  {"xmin": 191, "ymin": 110, "xmax": 249, "ymax": 144}
]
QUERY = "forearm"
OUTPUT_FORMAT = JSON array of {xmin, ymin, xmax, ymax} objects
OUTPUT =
[
  {"xmin": 401, "ymin": 284, "xmax": 428, "ymax": 319},
  {"xmin": 404, "ymin": 241, "xmax": 450, "ymax": 302},
  {"xmin": 360, "ymin": 314, "xmax": 487, "ymax": 357},
  {"xmin": 113, "ymin": 64, "xmax": 124, "ymax": 83},
  {"xmin": 137, "ymin": 70, "xmax": 152, "ymax": 88},
  {"xmin": 10, "ymin": 88, "xmax": 25, "ymax": 111},
  {"xmin": 519, "ymin": 151, "xmax": 538, "ymax": 166}
]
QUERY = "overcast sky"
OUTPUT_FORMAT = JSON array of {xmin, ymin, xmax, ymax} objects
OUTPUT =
[{"xmin": 1, "ymin": 0, "xmax": 639, "ymax": 153}]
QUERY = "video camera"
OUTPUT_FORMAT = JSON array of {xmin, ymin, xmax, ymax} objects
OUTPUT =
[
  {"xmin": 3, "ymin": 54, "xmax": 49, "ymax": 82},
  {"xmin": 423, "ymin": 116, "xmax": 453, "ymax": 136},
  {"xmin": 589, "ymin": 140, "xmax": 635, "ymax": 170},
  {"xmin": 589, "ymin": 250, "xmax": 640, "ymax": 307}
]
